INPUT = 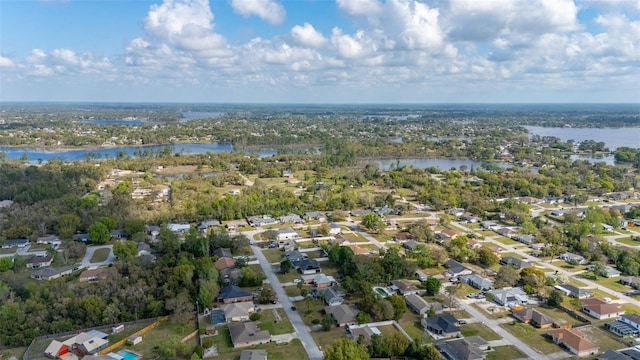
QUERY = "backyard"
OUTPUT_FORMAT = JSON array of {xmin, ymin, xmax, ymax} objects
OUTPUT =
[
  {"xmin": 90, "ymin": 248, "xmax": 111, "ymax": 263},
  {"xmin": 257, "ymin": 309, "xmax": 294, "ymax": 335},
  {"xmin": 207, "ymin": 326, "xmax": 308, "ymax": 360},
  {"xmin": 500, "ymin": 322, "xmax": 562, "ymax": 354},
  {"xmin": 485, "ymin": 345, "xmax": 528, "ymax": 360}
]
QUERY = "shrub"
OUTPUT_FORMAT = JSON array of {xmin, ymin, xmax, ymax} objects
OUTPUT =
[
  {"xmin": 311, "ymin": 318, "xmax": 321, "ymax": 324},
  {"xmin": 202, "ymin": 338, "xmax": 214, "ymax": 348},
  {"xmin": 249, "ymin": 313, "xmax": 262, "ymax": 321}
]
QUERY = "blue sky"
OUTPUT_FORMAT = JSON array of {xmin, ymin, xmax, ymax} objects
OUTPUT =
[{"xmin": 1, "ymin": 0, "xmax": 639, "ymax": 103}]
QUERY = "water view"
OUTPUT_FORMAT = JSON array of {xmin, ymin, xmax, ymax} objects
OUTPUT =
[
  {"xmin": 81, "ymin": 119, "xmax": 148, "ymax": 125},
  {"xmin": 372, "ymin": 158, "xmax": 512, "ymax": 171},
  {"xmin": 180, "ymin": 111, "xmax": 226, "ymax": 121},
  {"xmin": 525, "ymin": 126, "xmax": 640, "ymax": 150},
  {"xmin": 0, "ymin": 143, "xmax": 276, "ymax": 162}
]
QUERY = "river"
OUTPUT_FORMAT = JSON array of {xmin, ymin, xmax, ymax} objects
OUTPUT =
[
  {"xmin": 524, "ymin": 126, "xmax": 640, "ymax": 150},
  {"xmin": 0, "ymin": 143, "xmax": 277, "ymax": 162}
]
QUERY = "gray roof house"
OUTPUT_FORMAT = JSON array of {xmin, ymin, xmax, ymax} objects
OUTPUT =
[
  {"xmin": 240, "ymin": 350, "xmax": 267, "ymax": 360},
  {"xmin": 214, "ymin": 248, "xmax": 233, "ymax": 258},
  {"xmin": 604, "ymin": 267, "xmax": 622, "ymax": 278},
  {"xmin": 405, "ymin": 294, "xmax": 431, "ymax": 315},
  {"xmin": 323, "ymin": 287, "xmax": 344, "ymax": 306},
  {"xmin": 560, "ymin": 252, "xmax": 589, "ymax": 265},
  {"xmin": 487, "ymin": 287, "xmax": 528, "ymax": 307},
  {"xmin": 422, "ymin": 314, "xmax": 460, "ymax": 338},
  {"xmin": 279, "ymin": 213, "xmax": 302, "ymax": 224},
  {"xmin": 228, "ymin": 322, "xmax": 270, "ymax": 348},
  {"xmin": 325, "ymin": 304, "xmax": 359, "ymax": 327},
  {"xmin": 435, "ymin": 337, "xmax": 487, "ymax": 360},
  {"xmin": 445, "ymin": 259, "xmax": 473, "ymax": 277},
  {"xmin": 460, "ymin": 274, "xmax": 494, "ymax": 291},
  {"xmin": 284, "ymin": 250, "xmax": 306, "ymax": 263},
  {"xmin": 277, "ymin": 227, "xmax": 301, "ymax": 241},
  {"xmin": 554, "ymin": 284, "xmax": 593, "ymax": 299},
  {"xmin": 500, "ymin": 256, "xmax": 531, "ymax": 269}
]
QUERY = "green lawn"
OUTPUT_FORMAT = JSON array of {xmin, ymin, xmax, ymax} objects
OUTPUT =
[
  {"xmin": 123, "ymin": 320, "xmax": 198, "ymax": 359},
  {"xmin": 28, "ymin": 244, "xmax": 52, "ymax": 251},
  {"xmin": 294, "ymin": 298, "xmax": 327, "ymax": 326},
  {"xmin": 612, "ymin": 236, "xmax": 640, "ymax": 246},
  {"xmin": 534, "ymin": 306, "xmax": 583, "ymax": 327},
  {"xmin": 342, "ymin": 233, "xmax": 366, "ymax": 243},
  {"xmin": 312, "ymin": 327, "xmax": 347, "ymax": 351},
  {"xmin": 578, "ymin": 325, "xmax": 627, "ymax": 352},
  {"xmin": 285, "ymin": 285, "xmax": 302, "ymax": 297},
  {"xmin": 0, "ymin": 247, "xmax": 16, "ymax": 254},
  {"xmin": 486, "ymin": 345, "xmax": 528, "ymax": 360},
  {"xmin": 304, "ymin": 250, "xmax": 325, "ymax": 259},
  {"xmin": 460, "ymin": 323, "xmax": 501, "ymax": 341},
  {"xmin": 90, "ymin": 248, "xmax": 111, "ymax": 263},
  {"xmin": 276, "ymin": 270, "xmax": 302, "ymax": 284},
  {"xmin": 500, "ymin": 323, "xmax": 562, "ymax": 354},
  {"xmin": 493, "ymin": 237, "xmax": 520, "ymax": 245},
  {"xmin": 262, "ymin": 248, "xmax": 284, "ymax": 263},
  {"xmin": 258, "ymin": 309, "xmax": 294, "ymax": 335}
]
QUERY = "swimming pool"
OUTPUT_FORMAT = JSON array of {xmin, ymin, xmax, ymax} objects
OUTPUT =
[
  {"xmin": 118, "ymin": 350, "xmax": 140, "ymax": 360},
  {"xmin": 374, "ymin": 287, "xmax": 391, "ymax": 297}
]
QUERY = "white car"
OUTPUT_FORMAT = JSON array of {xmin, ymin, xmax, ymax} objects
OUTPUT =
[
  {"xmin": 603, "ymin": 297, "xmax": 612, "ymax": 303},
  {"xmin": 293, "ymin": 279, "xmax": 302, "ymax": 284}
]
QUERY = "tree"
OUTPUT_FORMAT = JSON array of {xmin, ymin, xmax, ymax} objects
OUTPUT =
[
  {"xmin": 477, "ymin": 248, "xmax": 499, "ymax": 267},
  {"xmin": 318, "ymin": 223, "xmax": 331, "ymax": 236},
  {"xmin": 324, "ymin": 337, "xmax": 370, "ymax": 360},
  {"xmin": 548, "ymin": 290, "xmax": 563, "ymax": 307},
  {"xmin": 100, "ymin": 217, "xmax": 118, "ymax": 231},
  {"xmin": 0, "ymin": 258, "xmax": 12, "ymax": 272},
  {"xmin": 113, "ymin": 240, "xmax": 137, "ymax": 261},
  {"xmin": 280, "ymin": 259, "xmax": 293, "ymax": 274},
  {"xmin": 258, "ymin": 288, "xmax": 276, "ymax": 304},
  {"xmin": 158, "ymin": 335, "xmax": 190, "ymax": 357},
  {"xmin": 386, "ymin": 294, "xmax": 407, "ymax": 320},
  {"xmin": 362, "ymin": 213, "xmax": 385, "ymax": 233},
  {"xmin": 373, "ymin": 299, "xmax": 395, "ymax": 320},
  {"xmin": 425, "ymin": 277, "xmax": 441, "ymax": 296},
  {"xmin": 56, "ymin": 213, "xmax": 81, "ymax": 239},
  {"xmin": 88, "ymin": 222, "xmax": 110, "ymax": 244},
  {"xmin": 124, "ymin": 219, "xmax": 146, "ymax": 237},
  {"xmin": 495, "ymin": 265, "xmax": 520, "ymax": 288},
  {"xmin": 322, "ymin": 314, "xmax": 334, "ymax": 331}
]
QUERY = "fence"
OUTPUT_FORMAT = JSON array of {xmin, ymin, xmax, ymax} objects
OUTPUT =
[
  {"xmin": 555, "ymin": 305, "xmax": 592, "ymax": 328},
  {"xmin": 22, "ymin": 317, "xmax": 166, "ymax": 360},
  {"xmin": 97, "ymin": 316, "xmax": 168, "ymax": 355}
]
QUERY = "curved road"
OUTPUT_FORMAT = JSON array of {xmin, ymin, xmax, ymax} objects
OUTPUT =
[
  {"xmin": 251, "ymin": 243, "xmax": 324, "ymax": 360},
  {"xmin": 81, "ymin": 245, "xmax": 116, "ymax": 268}
]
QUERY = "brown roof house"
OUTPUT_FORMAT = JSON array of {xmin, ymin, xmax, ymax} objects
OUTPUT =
[
  {"xmin": 221, "ymin": 302, "xmax": 256, "ymax": 322},
  {"xmin": 325, "ymin": 304, "xmax": 359, "ymax": 327},
  {"xmin": 546, "ymin": 328, "xmax": 599, "ymax": 357},
  {"xmin": 512, "ymin": 308, "xmax": 553, "ymax": 328},
  {"xmin": 215, "ymin": 257, "xmax": 237, "ymax": 270},
  {"xmin": 26, "ymin": 256, "xmax": 53, "ymax": 269},
  {"xmin": 228, "ymin": 322, "xmax": 270, "ymax": 348},
  {"xmin": 79, "ymin": 268, "xmax": 109, "ymax": 282},
  {"xmin": 391, "ymin": 279, "xmax": 425, "ymax": 296},
  {"xmin": 582, "ymin": 298, "xmax": 625, "ymax": 320}
]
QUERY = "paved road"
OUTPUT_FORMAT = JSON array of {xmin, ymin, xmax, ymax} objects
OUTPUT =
[
  {"xmin": 251, "ymin": 243, "xmax": 324, "ymax": 360},
  {"xmin": 81, "ymin": 245, "xmax": 116, "ymax": 268},
  {"xmin": 456, "ymin": 298, "xmax": 555, "ymax": 360}
]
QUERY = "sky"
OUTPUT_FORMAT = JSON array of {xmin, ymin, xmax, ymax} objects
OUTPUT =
[{"xmin": 1, "ymin": 0, "xmax": 639, "ymax": 103}]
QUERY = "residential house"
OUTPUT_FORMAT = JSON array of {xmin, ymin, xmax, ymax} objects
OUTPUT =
[
  {"xmin": 328, "ymin": 223, "xmax": 341, "ymax": 235},
  {"xmin": 581, "ymin": 298, "xmax": 625, "ymax": 320},
  {"xmin": 499, "ymin": 256, "xmax": 531, "ymax": 269},
  {"xmin": 323, "ymin": 287, "xmax": 344, "ymax": 306},
  {"xmin": 110, "ymin": 229, "xmax": 127, "ymax": 240},
  {"xmin": 405, "ymin": 294, "xmax": 431, "ymax": 316},
  {"xmin": 422, "ymin": 314, "xmax": 460, "ymax": 338},
  {"xmin": 391, "ymin": 279, "xmax": 424, "ymax": 296},
  {"xmin": 512, "ymin": 308, "xmax": 553, "ymax": 328},
  {"xmin": 247, "ymin": 215, "xmax": 277, "ymax": 227},
  {"xmin": 394, "ymin": 232, "xmax": 414, "ymax": 242},
  {"xmin": 31, "ymin": 266, "xmax": 74, "ymax": 281},
  {"xmin": 136, "ymin": 243, "xmax": 152, "ymax": 257},
  {"xmin": 487, "ymin": 287, "xmax": 528, "ymax": 307},
  {"xmin": 79, "ymin": 268, "xmax": 108, "ymax": 282},
  {"xmin": 449, "ymin": 208, "xmax": 465, "ymax": 217},
  {"xmin": 2, "ymin": 239, "xmax": 29, "ymax": 249},
  {"xmin": 444, "ymin": 259, "xmax": 473, "ymax": 277},
  {"xmin": 415, "ymin": 270, "xmax": 429, "ymax": 282},
  {"xmin": 439, "ymin": 229, "xmax": 459, "ymax": 240},
  {"xmin": 605, "ymin": 313, "xmax": 640, "ymax": 337},
  {"xmin": 598, "ymin": 349, "xmax": 640, "ymax": 360},
  {"xmin": 214, "ymin": 248, "xmax": 233, "ymax": 258},
  {"xmin": 301, "ymin": 273, "xmax": 336, "ymax": 288},
  {"xmin": 345, "ymin": 244, "xmax": 370, "ymax": 255},
  {"xmin": 296, "ymin": 259, "xmax": 321, "ymax": 274},
  {"xmin": 228, "ymin": 322, "xmax": 270, "ymax": 348},
  {"xmin": 495, "ymin": 228, "xmax": 517, "ymax": 238},
  {"xmin": 72, "ymin": 233, "xmax": 89, "ymax": 242},
  {"xmin": 277, "ymin": 228, "xmax": 301, "ymax": 241},
  {"xmin": 221, "ymin": 302, "xmax": 255, "ymax": 322},
  {"xmin": 403, "ymin": 240, "xmax": 420, "ymax": 252},
  {"xmin": 215, "ymin": 257, "xmax": 237, "ymax": 271},
  {"xmin": 45, "ymin": 331, "xmax": 109, "ymax": 358},
  {"xmin": 225, "ymin": 220, "xmax": 248, "ymax": 231},
  {"xmin": 560, "ymin": 252, "xmax": 589, "ymax": 265},
  {"xmin": 467, "ymin": 239, "xmax": 482, "ymax": 249},
  {"xmin": 546, "ymin": 328, "xmax": 599, "ymax": 357},
  {"xmin": 554, "ymin": 284, "xmax": 593, "ymax": 299},
  {"xmin": 435, "ymin": 337, "xmax": 487, "ymax": 360},
  {"xmin": 197, "ymin": 219, "xmax": 220, "ymax": 233},
  {"xmin": 37, "ymin": 235, "xmax": 61, "ymax": 247},
  {"xmin": 217, "ymin": 285, "xmax": 253, "ymax": 304},
  {"xmin": 26, "ymin": 256, "xmax": 53, "ymax": 269},
  {"xmin": 604, "ymin": 267, "xmax": 622, "ymax": 278},
  {"xmin": 277, "ymin": 239, "xmax": 297, "ymax": 251},
  {"xmin": 279, "ymin": 213, "xmax": 302, "ymax": 224},
  {"xmin": 350, "ymin": 209, "xmax": 372, "ymax": 217},
  {"xmin": 325, "ymin": 304, "xmax": 359, "ymax": 327},
  {"xmin": 303, "ymin": 211, "xmax": 327, "ymax": 222},
  {"xmin": 167, "ymin": 223, "xmax": 191, "ymax": 233},
  {"xmin": 480, "ymin": 221, "xmax": 497, "ymax": 230},
  {"xmin": 347, "ymin": 324, "xmax": 380, "ymax": 342},
  {"xmin": 240, "ymin": 349, "xmax": 267, "ymax": 360},
  {"xmin": 513, "ymin": 234, "xmax": 537, "ymax": 245},
  {"xmin": 620, "ymin": 277, "xmax": 640, "ymax": 288},
  {"xmin": 460, "ymin": 274, "xmax": 494, "ymax": 291},
  {"xmin": 285, "ymin": 250, "xmax": 306, "ymax": 263}
]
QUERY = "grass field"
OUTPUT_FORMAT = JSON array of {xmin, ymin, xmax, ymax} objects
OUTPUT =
[
  {"xmin": 0, "ymin": 247, "xmax": 17, "ymax": 254},
  {"xmin": 612, "ymin": 236, "xmax": 640, "ymax": 246},
  {"xmin": 460, "ymin": 323, "xmax": 502, "ymax": 341},
  {"xmin": 534, "ymin": 306, "xmax": 583, "ymax": 327},
  {"xmin": 311, "ymin": 327, "xmax": 347, "ymax": 351},
  {"xmin": 486, "ymin": 345, "xmax": 528, "ymax": 360},
  {"xmin": 295, "ymin": 298, "xmax": 327, "ymax": 326},
  {"xmin": 493, "ymin": 237, "xmax": 520, "ymax": 245},
  {"xmin": 90, "ymin": 248, "xmax": 111, "ymax": 263},
  {"xmin": 262, "ymin": 248, "xmax": 284, "ymax": 263},
  {"xmin": 258, "ymin": 309, "xmax": 294, "ymax": 335},
  {"xmin": 398, "ymin": 312, "xmax": 429, "ymax": 341}
]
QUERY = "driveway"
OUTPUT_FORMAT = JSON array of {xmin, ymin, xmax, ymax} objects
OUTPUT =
[
  {"xmin": 81, "ymin": 245, "xmax": 116, "ymax": 268},
  {"xmin": 251, "ymin": 243, "xmax": 324, "ymax": 360}
]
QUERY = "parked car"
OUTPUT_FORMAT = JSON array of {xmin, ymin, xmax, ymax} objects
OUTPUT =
[
  {"xmin": 291, "ymin": 306, "xmax": 297, "ymax": 311},
  {"xmin": 293, "ymin": 279, "xmax": 302, "ymax": 284},
  {"xmin": 458, "ymin": 320, "xmax": 467, "ymax": 325}
]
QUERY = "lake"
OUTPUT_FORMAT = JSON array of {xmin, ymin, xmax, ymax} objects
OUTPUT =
[
  {"xmin": 180, "ymin": 111, "xmax": 226, "ymax": 122},
  {"xmin": 569, "ymin": 154, "xmax": 616, "ymax": 165},
  {"xmin": 371, "ymin": 158, "xmax": 512, "ymax": 171},
  {"xmin": 0, "ymin": 143, "xmax": 276, "ymax": 162},
  {"xmin": 524, "ymin": 126, "xmax": 640, "ymax": 150},
  {"xmin": 81, "ymin": 119, "xmax": 148, "ymax": 125}
]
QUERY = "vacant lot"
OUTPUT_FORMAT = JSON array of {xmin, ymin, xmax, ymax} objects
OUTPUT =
[
  {"xmin": 500, "ymin": 322, "xmax": 560, "ymax": 354},
  {"xmin": 486, "ymin": 345, "xmax": 528, "ymax": 360},
  {"xmin": 258, "ymin": 309, "xmax": 294, "ymax": 335},
  {"xmin": 295, "ymin": 298, "xmax": 326, "ymax": 326},
  {"xmin": 460, "ymin": 323, "xmax": 501, "ymax": 341},
  {"xmin": 90, "ymin": 248, "xmax": 111, "ymax": 263},
  {"xmin": 312, "ymin": 327, "xmax": 347, "ymax": 351},
  {"xmin": 262, "ymin": 248, "xmax": 284, "ymax": 263}
]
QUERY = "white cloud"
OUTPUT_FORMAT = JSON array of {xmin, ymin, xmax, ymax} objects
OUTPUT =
[
  {"xmin": 230, "ymin": 0, "xmax": 286, "ymax": 25},
  {"xmin": 291, "ymin": 23, "xmax": 327, "ymax": 48},
  {"xmin": 143, "ymin": 0, "xmax": 229, "ymax": 56},
  {"xmin": 336, "ymin": 0, "xmax": 382, "ymax": 18},
  {"xmin": 0, "ymin": 56, "xmax": 15, "ymax": 68},
  {"xmin": 331, "ymin": 28, "xmax": 373, "ymax": 59}
]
